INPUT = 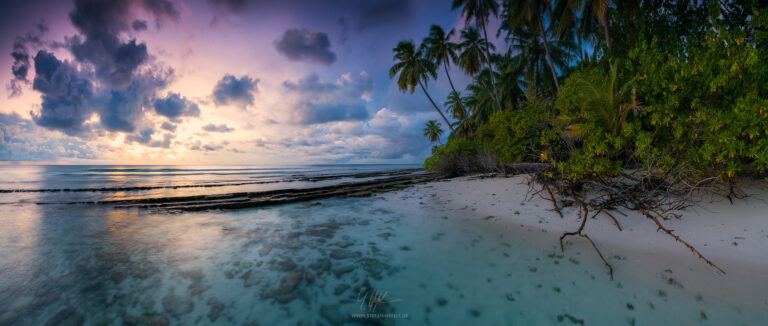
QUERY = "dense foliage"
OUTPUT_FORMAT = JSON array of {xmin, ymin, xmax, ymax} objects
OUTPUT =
[{"xmin": 391, "ymin": 1, "xmax": 768, "ymax": 183}]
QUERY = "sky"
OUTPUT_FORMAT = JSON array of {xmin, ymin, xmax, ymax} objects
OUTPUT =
[{"xmin": 0, "ymin": 0, "xmax": 501, "ymax": 165}]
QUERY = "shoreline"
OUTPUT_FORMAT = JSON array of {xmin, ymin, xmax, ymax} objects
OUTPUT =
[{"xmin": 401, "ymin": 175, "xmax": 768, "ymax": 311}]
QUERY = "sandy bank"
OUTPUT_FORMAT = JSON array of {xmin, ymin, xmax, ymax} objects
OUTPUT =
[{"xmin": 404, "ymin": 175, "xmax": 768, "ymax": 310}]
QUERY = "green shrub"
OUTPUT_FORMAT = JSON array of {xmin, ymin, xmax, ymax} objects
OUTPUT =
[
  {"xmin": 423, "ymin": 139, "xmax": 482, "ymax": 175},
  {"xmin": 626, "ymin": 29, "xmax": 768, "ymax": 179},
  {"xmin": 478, "ymin": 92, "xmax": 555, "ymax": 164},
  {"xmin": 540, "ymin": 66, "xmax": 634, "ymax": 179}
]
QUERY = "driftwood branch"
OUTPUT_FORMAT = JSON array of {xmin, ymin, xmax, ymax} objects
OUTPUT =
[
  {"xmin": 559, "ymin": 202, "xmax": 614, "ymax": 279},
  {"xmin": 524, "ymin": 165, "xmax": 729, "ymax": 278}
]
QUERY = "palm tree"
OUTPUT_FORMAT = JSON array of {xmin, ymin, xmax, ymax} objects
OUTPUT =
[
  {"xmin": 456, "ymin": 26, "xmax": 501, "ymax": 103},
  {"xmin": 503, "ymin": 0, "xmax": 561, "ymax": 92},
  {"xmin": 445, "ymin": 91, "xmax": 474, "ymax": 139},
  {"xmin": 452, "ymin": 0, "xmax": 502, "ymax": 111},
  {"xmin": 456, "ymin": 27, "xmax": 489, "ymax": 77},
  {"xmin": 390, "ymin": 40, "xmax": 454, "ymax": 132},
  {"xmin": 423, "ymin": 25, "xmax": 460, "ymax": 96},
  {"xmin": 564, "ymin": 64, "xmax": 636, "ymax": 138},
  {"xmin": 552, "ymin": 0, "xmax": 588, "ymax": 62},
  {"xmin": 553, "ymin": 0, "xmax": 640, "ymax": 64},
  {"xmin": 494, "ymin": 52, "xmax": 526, "ymax": 106},
  {"xmin": 423, "ymin": 120, "xmax": 444, "ymax": 144},
  {"xmin": 505, "ymin": 25, "xmax": 576, "ymax": 94}
]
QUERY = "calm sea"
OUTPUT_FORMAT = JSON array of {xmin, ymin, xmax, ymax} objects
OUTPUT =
[{"xmin": 0, "ymin": 164, "xmax": 420, "ymax": 204}]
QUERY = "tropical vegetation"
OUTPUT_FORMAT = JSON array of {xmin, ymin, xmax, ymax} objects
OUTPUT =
[{"xmin": 391, "ymin": 0, "xmax": 768, "ymax": 277}]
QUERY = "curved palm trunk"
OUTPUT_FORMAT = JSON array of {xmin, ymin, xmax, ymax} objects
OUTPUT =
[
  {"xmin": 538, "ymin": 18, "xmax": 560, "ymax": 93},
  {"xmin": 603, "ymin": 18, "xmax": 611, "ymax": 50},
  {"xmin": 480, "ymin": 17, "xmax": 503, "ymax": 111},
  {"xmin": 577, "ymin": 32, "xmax": 584, "ymax": 63},
  {"xmin": 603, "ymin": 18, "xmax": 614, "ymax": 71},
  {"xmin": 442, "ymin": 57, "xmax": 459, "ymax": 95},
  {"xmin": 418, "ymin": 79, "xmax": 454, "ymax": 132}
]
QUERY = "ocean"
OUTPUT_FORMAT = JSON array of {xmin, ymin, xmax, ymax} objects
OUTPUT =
[{"xmin": 0, "ymin": 165, "xmax": 763, "ymax": 325}]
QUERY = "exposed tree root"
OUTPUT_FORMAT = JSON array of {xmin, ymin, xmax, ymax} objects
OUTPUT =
[
  {"xmin": 638, "ymin": 207, "xmax": 726, "ymax": 274},
  {"xmin": 559, "ymin": 203, "xmax": 614, "ymax": 280},
  {"xmin": 527, "ymin": 167, "xmax": 730, "ymax": 278},
  {"xmin": 544, "ymin": 183, "xmax": 563, "ymax": 218}
]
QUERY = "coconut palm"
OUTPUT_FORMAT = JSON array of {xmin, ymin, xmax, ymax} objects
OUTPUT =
[
  {"xmin": 457, "ymin": 26, "xmax": 501, "ymax": 104},
  {"xmin": 503, "ymin": 0, "xmax": 561, "ymax": 92},
  {"xmin": 390, "ymin": 40, "xmax": 454, "ymax": 132},
  {"xmin": 553, "ymin": 0, "xmax": 641, "ymax": 61},
  {"xmin": 445, "ymin": 91, "xmax": 474, "ymax": 139},
  {"xmin": 423, "ymin": 25, "xmax": 460, "ymax": 96},
  {"xmin": 505, "ymin": 25, "xmax": 576, "ymax": 94},
  {"xmin": 456, "ymin": 27, "xmax": 492, "ymax": 76},
  {"xmin": 423, "ymin": 120, "xmax": 444, "ymax": 144},
  {"xmin": 451, "ymin": 0, "xmax": 501, "ymax": 111},
  {"xmin": 493, "ymin": 52, "xmax": 526, "ymax": 106},
  {"xmin": 552, "ymin": 0, "xmax": 590, "ymax": 62}
]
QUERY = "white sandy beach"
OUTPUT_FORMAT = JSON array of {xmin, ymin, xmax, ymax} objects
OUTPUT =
[{"xmin": 390, "ymin": 175, "xmax": 768, "ymax": 314}]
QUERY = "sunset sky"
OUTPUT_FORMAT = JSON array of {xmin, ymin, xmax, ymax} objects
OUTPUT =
[{"xmin": 0, "ymin": 0, "xmax": 503, "ymax": 164}]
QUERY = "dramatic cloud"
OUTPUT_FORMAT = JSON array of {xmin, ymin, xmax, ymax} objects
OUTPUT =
[
  {"xmin": 99, "ymin": 68, "xmax": 172, "ymax": 132},
  {"xmin": 132, "ymin": 20, "xmax": 148, "ymax": 31},
  {"xmin": 141, "ymin": 0, "xmax": 180, "ymax": 23},
  {"xmin": 8, "ymin": 38, "xmax": 31, "ymax": 97},
  {"xmin": 207, "ymin": 0, "xmax": 249, "ymax": 13},
  {"xmin": 356, "ymin": 0, "xmax": 411, "ymax": 30},
  {"xmin": 212, "ymin": 74, "xmax": 258, "ymax": 108},
  {"xmin": 160, "ymin": 121, "xmax": 176, "ymax": 132},
  {"xmin": 283, "ymin": 72, "xmax": 373, "ymax": 124},
  {"xmin": 26, "ymin": 0, "xmax": 176, "ymax": 138},
  {"xmin": 125, "ymin": 127, "xmax": 173, "ymax": 148},
  {"xmin": 7, "ymin": 22, "xmax": 47, "ymax": 97},
  {"xmin": 30, "ymin": 49, "xmax": 172, "ymax": 135},
  {"xmin": 274, "ymin": 28, "xmax": 336, "ymax": 65},
  {"xmin": 30, "ymin": 51, "xmax": 96, "ymax": 136},
  {"xmin": 153, "ymin": 93, "xmax": 200, "ymax": 119},
  {"xmin": 202, "ymin": 123, "xmax": 234, "ymax": 132},
  {"xmin": 68, "ymin": 0, "xmax": 147, "ymax": 88},
  {"xmin": 67, "ymin": 0, "xmax": 180, "ymax": 88},
  {"xmin": 0, "ymin": 112, "xmax": 95, "ymax": 161}
]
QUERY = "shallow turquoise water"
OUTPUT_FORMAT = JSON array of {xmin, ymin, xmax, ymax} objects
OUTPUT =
[{"xmin": 0, "ymin": 185, "xmax": 764, "ymax": 325}]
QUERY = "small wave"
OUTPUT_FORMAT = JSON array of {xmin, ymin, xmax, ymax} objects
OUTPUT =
[{"xmin": 0, "ymin": 180, "xmax": 280, "ymax": 193}]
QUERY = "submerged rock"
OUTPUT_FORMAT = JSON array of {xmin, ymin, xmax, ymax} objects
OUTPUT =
[
  {"xmin": 207, "ymin": 300, "xmax": 225, "ymax": 322},
  {"xmin": 305, "ymin": 228, "xmax": 336, "ymax": 239},
  {"xmin": 279, "ymin": 268, "xmax": 304, "ymax": 294},
  {"xmin": 162, "ymin": 293, "xmax": 194, "ymax": 317},
  {"xmin": 332, "ymin": 265, "xmax": 355, "ymax": 278},
  {"xmin": 305, "ymin": 271, "xmax": 315, "ymax": 285},
  {"xmin": 308, "ymin": 258, "xmax": 331, "ymax": 273},
  {"xmin": 319, "ymin": 304, "xmax": 346, "ymax": 326},
  {"xmin": 241, "ymin": 269, "xmax": 262, "ymax": 288},
  {"xmin": 42, "ymin": 307, "xmax": 84, "ymax": 326},
  {"xmin": 335, "ymin": 240, "xmax": 354, "ymax": 248},
  {"xmin": 362, "ymin": 258, "xmax": 392, "ymax": 280},
  {"xmin": 178, "ymin": 267, "xmax": 204, "ymax": 282},
  {"xmin": 275, "ymin": 258, "xmax": 297, "ymax": 271},
  {"xmin": 334, "ymin": 284, "xmax": 350, "ymax": 296},
  {"xmin": 377, "ymin": 232, "xmax": 393, "ymax": 240},
  {"xmin": 330, "ymin": 249, "xmax": 353, "ymax": 260},
  {"xmin": 124, "ymin": 314, "xmax": 170, "ymax": 326}
]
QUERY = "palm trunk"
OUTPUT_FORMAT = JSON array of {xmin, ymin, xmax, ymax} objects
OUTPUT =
[
  {"xmin": 480, "ymin": 17, "xmax": 503, "ymax": 111},
  {"xmin": 419, "ymin": 79, "xmax": 454, "ymax": 132},
  {"xmin": 443, "ymin": 56, "xmax": 459, "ymax": 95},
  {"xmin": 603, "ymin": 18, "xmax": 614, "ymax": 71},
  {"xmin": 577, "ymin": 32, "xmax": 584, "ymax": 63},
  {"xmin": 603, "ymin": 19, "xmax": 611, "ymax": 50},
  {"xmin": 538, "ymin": 18, "xmax": 560, "ymax": 92}
]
